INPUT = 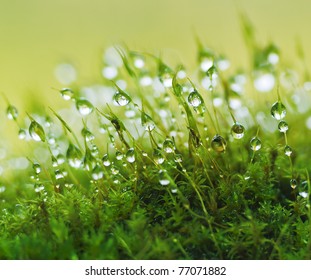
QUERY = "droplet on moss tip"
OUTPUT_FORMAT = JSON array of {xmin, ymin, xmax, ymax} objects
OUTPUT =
[
  {"xmin": 231, "ymin": 122, "xmax": 245, "ymax": 139},
  {"xmin": 284, "ymin": 145, "xmax": 293, "ymax": 157},
  {"xmin": 29, "ymin": 120, "xmax": 45, "ymax": 142},
  {"xmin": 126, "ymin": 148, "xmax": 135, "ymax": 163},
  {"xmin": 6, "ymin": 105, "xmax": 18, "ymax": 120},
  {"xmin": 271, "ymin": 101, "xmax": 286, "ymax": 120},
  {"xmin": 250, "ymin": 136, "xmax": 261, "ymax": 151},
  {"xmin": 75, "ymin": 99, "xmax": 94, "ymax": 116},
  {"xmin": 113, "ymin": 90, "xmax": 131, "ymax": 106},
  {"xmin": 290, "ymin": 179, "xmax": 297, "ymax": 189},
  {"xmin": 211, "ymin": 134, "xmax": 227, "ymax": 153},
  {"xmin": 278, "ymin": 120, "xmax": 289, "ymax": 133}
]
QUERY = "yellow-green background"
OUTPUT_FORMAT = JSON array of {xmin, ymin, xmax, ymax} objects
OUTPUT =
[{"xmin": 1, "ymin": 0, "xmax": 311, "ymax": 108}]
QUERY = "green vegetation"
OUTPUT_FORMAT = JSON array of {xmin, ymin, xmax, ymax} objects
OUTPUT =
[{"xmin": 1, "ymin": 21, "xmax": 311, "ymax": 260}]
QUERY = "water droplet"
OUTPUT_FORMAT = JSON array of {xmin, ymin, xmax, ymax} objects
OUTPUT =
[
  {"xmin": 32, "ymin": 163, "xmax": 41, "ymax": 174},
  {"xmin": 159, "ymin": 170, "xmax": 170, "ymax": 185},
  {"xmin": 102, "ymin": 154, "xmax": 111, "ymax": 166},
  {"xmin": 231, "ymin": 122, "xmax": 245, "ymax": 139},
  {"xmin": 29, "ymin": 120, "xmax": 45, "ymax": 142},
  {"xmin": 159, "ymin": 179, "xmax": 170, "ymax": 186},
  {"xmin": 60, "ymin": 88, "xmax": 74, "ymax": 100},
  {"xmin": 250, "ymin": 137, "xmax": 262, "ymax": 151},
  {"xmin": 92, "ymin": 165, "xmax": 104, "ymax": 180},
  {"xmin": 163, "ymin": 138, "xmax": 175, "ymax": 154},
  {"xmin": 6, "ymin": 105, "xmax": 18, "ymax": 120},
  {"xmin": 153, "ymin": 148, "xmax": 165, "ymax": 164},
  {"xmin": 290, "ymin": 179, "xmax": 297, "ymax": 189},
  {"xmin": 271, "ymin": 101, "xmax": 286, "ymax": 120},
  {"xmin": 83, "ymin": 149, "xmax": 97, "ymax": 171},
  {"xmin": 113, "ymin": 90, "xmax": 131, "ymax": 106},
  {"xmin": 126, "ymin": 148, "xmax": 135, "ymax": 163},
  {"xmin": 278, "ymin": 120, "xmax": 289, "ymax": 133},
  {"xmin": 211, "ymin": 134, "xmax": 227, "ymax": 153},
  {"xmin": 188, "ymin": 90, "xmax": 203, "ymax": 107},
  {"xmin": 244, "ymin": 171, "xmax": 251, "ymax": 180},
  {"xmin": 66, "ymin": 144, "xmax": 83, "ymax": 168},
  {"xmin": 111, "ymin": 165, "xmax": 119, "ymax": 175},
  {"xmin": 51, "ymin": 156, "xmax": 58, "ymax": 167},
  {"xmin": 81, "ymin": 128, "xmax": 95, "ymax": 142},
  {"xmin": 76, "ymin": 99, "xmax": 94, "ymax": 116},
  {"xmin": 174, "ymin": 154, "xmax": 183, "ymax": 163},
  {"xmin": 160, "ymin": 72, "xmax": 173, "ymax": 88},
  {"xmin": 56, "ymin": 154, "xmax": 65, "ymax": 165},
  {"xmin": 141, "ymin": 112, "xmax": 155, "ymax": 131},
  {"xmin": 299, "ymin": 191, "xmax": 308, "ymax": 198},
  {"xmin": 18, "ymin": 128, "xmax": 27, "ymax": 139},
  {"xmin": 55, "ymin": 169, "xmax": 65, "ymax": 180},
  {"xmin": 35, "ymin": 184, "xmax": 45, "ymax": 192},
  {"xmin": 116, "ymin": 151, "xmax": 124, "ymax": 160},
  {"xmin": 284, "ymin": 145, "xmax": 293, "ymax": 157}
]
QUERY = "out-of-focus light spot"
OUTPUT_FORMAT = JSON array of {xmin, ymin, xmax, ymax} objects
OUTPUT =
[
  {"xmin": 306, "ymin": 116, "xmax": 311, "ymax": 130},
  {"xmin": 213, "ymin": 97, "xmax": 223, "ymax": 107},
  {"xmin": 8, "ymin": 157, "xmax": 29, "ymax": 170},
  {"xmin": 268, "ymin": 53, "xmax": 279, "ymax": 65},
  {"xmin": 102, "ymin": 66, "xmax": 118, "ymax": 79},
  {"xmin": 55, "ymin": 63, "xmax": 77, "ymax": 85},
  {"xmin": 254, "ymin": 73, "xmax": 275, "ymax": 92},
  {"xmin": 200, "ymin": 58, "xmax": 213, "ymax": 72}
]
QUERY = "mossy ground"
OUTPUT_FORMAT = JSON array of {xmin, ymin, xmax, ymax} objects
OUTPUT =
[{"xmin": 1, "ymin": 23, "xmax": 311, "ymax": 259}]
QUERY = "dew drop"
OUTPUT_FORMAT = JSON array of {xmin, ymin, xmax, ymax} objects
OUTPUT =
[
  {"xmin": 76, "ymin": 99, "xmax": 94, "ymax": 116},
  {"xmin": 81, "ymin": 128, "xmax": 94, "ymax": 142},
  {"xmin": 250, "ymin": 137, "xmax": 262, "ymax": 151},
  {"xmin": 284, "ymin": 145, "xmax": 293, "ymax": 157},
  {"xmin": 111, "ymin": 165, "xmax": 119, "ymax": 175},
  {"xmin": 102, "ymin": 154, "xmax": 111, "ymax": 166},
  {"xmin": 116, "ymin": 151, "xmax": 124, "ymax": 160},
  {"xmin": 159, "ymin": 170, "xmax": 170, "ymax": 185},
  {"xmin": 271, "ymin": 101, "xmax": 286, "ymax": 120},
  {"xmin": 6, "ymin": 105, "xmax": 18, "ymax": 120},
  {"xmin": 290, "ymin": 179, "xmax": 297, "ymax": 189},
  {"xmin": 34, "ymin": 184, "xmax": 45, "ymax": 193},
  {"xmin": 159, "ymin": 179, "xmax": 170, "ymax": 186},
  {"xmin": 231, "ymin": 122, "xmax": 245, "ymax": 139},
  {"xmin": 278, "ymin": 120, "xmax": 289, "ymax": 133},
  {"xmin": 163, "ymin": 138, "xmax": 175, "ymax": 154},
  {"xmin": 211, "ymin": 134, "xmax": 227, "ymax": 153},
  {"xmin": 188, "ymin": 90, "xmax": 203, "ymax": 108},
  {"xmin": 29, "ymin": 120, "xmax": 45, "ymax": 142},
  {"xmin": 83, "ymin": 149, "xmax": 97, "ymax": 171},
  {"xmin": 141, "ymin": 112, "xmax": 155, "ymax": 131},
  {"xmin": 244, "ymin": 171, "xmax": 251, "ymax": 180},
  {"xmin": 126, "ymin": 148, "xmax": 135, "ymax": 163},
  {"xmin": 113, "ymin": 90, "xmax": 131, "ymax": 106},
  {"xmin": 60, "ymin": 88, "xmax": 74, "ymax": 100},
  {"xmin": 92, "ymin": 165, "xmax": 104, "ymax": 180},
  {"xmin": 174, "ymin": 154, "xmax": 183, "ymax": 163},
  {"xmin": 18, "ymin": 128, "xmax": 27, "ymax": 139},
  {"xmin": 55, "ymin": 169, "xmax": 65, "ymax": 180},
  {"xmin": 160, "ymin": 72, "xmax": 173, "ymax": 88},
  {"xmin": 66, "ymin": 144, "xmax": 83, "ymax": 168},
  {"xmin": 32, "ymin": 163, "xmax": 41, "ymax": 175},
  {"xmin": 153, "ymin": 148, "xmax": 165, "ymax": 164}
]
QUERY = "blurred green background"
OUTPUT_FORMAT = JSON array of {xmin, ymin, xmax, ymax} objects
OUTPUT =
[{"xmin": 1, "ymin": 0, "xmax": 311, "ymax": 108}]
